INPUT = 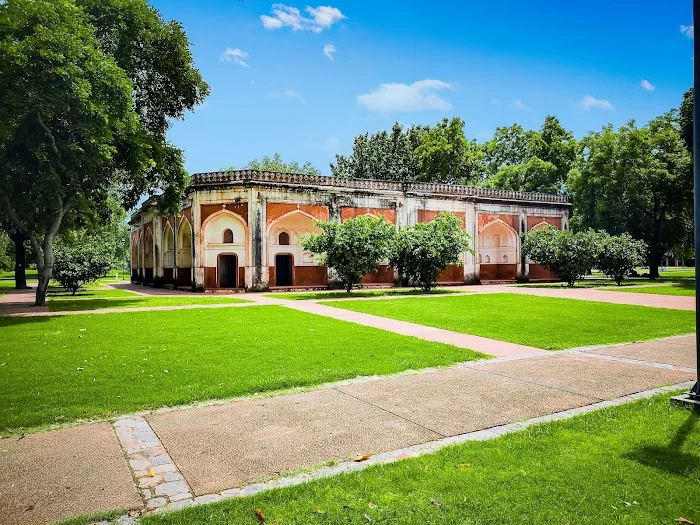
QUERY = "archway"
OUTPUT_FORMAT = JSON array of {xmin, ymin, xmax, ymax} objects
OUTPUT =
[
  {"xmin": 267, "ymin": 210, "xmax": 323, "ymax": 287},
  {"xmin": 143, "ymin": 228, "xmax": 154, "ymax": 283},
  {"xmin": 201, "ymin": 210, "xmax": 247, "ymax": 289},
  {"xmin": 177, "ymin": 218, "xmax": 193, "ymax": 286},
  {"xmin": 478, "ymin": 219, "xmax": 518, "ymax": 280},
  {"xmin": 163, "ymin": 223, "xmax": 175, "ymax": 284}
]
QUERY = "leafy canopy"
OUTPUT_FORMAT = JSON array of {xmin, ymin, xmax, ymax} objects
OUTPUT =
[
  {"xmin": 523, "ymin": 226, "xmax": 601, "ymax": 286},
  {"xmin": 301, "ymin": 216, "xmax": 395, "ymax": 292},
  {"xmin": 390, "ymin": 213, "xmax": 472, "ymax": 291},
  {"xmin": 596, "ymin": 233, "xmax": 647, "ymax": 285},
  {"xmin": 53, "ymin": 232, "xmax": 115, "ymax": 295},
  {"xmin": 239, "ymin": 153, "xmax": 321, "ymax": 176}
]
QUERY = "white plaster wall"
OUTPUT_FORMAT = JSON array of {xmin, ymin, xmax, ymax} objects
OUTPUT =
[
  {"xmin": 478, "ymin": 221, "xmax": 518, "ymax": 264},
  {"xmin": 267, "ymin": 212, "xmax": 321, "ymax": 266},
  {"xmin": 203, "ymin": 213, "xmax": 247, "ymax": 268}
]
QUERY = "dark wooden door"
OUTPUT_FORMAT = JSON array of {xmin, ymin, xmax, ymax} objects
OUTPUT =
[
  {"xmin": 275, "ymin": 254, "xmax": 293, "ymax": 286},
  {"xmin": 219, "ymin": 255, "xmax": 237, "ymax": 288}
]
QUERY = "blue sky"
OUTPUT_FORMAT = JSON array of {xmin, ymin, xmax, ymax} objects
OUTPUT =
[{"xmin": 151, "ymin": 0, "xmax": 694, "ymax": 176}]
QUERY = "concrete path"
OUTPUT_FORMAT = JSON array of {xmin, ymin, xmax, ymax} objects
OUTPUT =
[{"xmin": 1, "ymin": 336, "xmax": 695, "ymax": 524}]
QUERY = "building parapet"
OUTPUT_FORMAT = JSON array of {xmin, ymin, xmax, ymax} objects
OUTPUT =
[{"xmin": 189, "ymin": 170, "xmax": 571, "ymax": 205}]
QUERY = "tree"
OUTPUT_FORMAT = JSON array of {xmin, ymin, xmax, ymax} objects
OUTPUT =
[
  {"xmin": 415, "ymin": 117, "xmax": 484, "ymax": 184},
  {"xmin": 679, "ymin": 87, "xmax": 693, "ymax": 156},
  {"xmin": 0, "ymin": 0, "xmax": 208, "ymax": 306},
  {"xmin": 390, "ymin": 213, "xmax": 472, "ymax": 291},
  {"xmin": 523, "ymin": 226, "xmax": 601, "ymax": 286},
  {"xmin": 596, "ymin": 233, "xmax": 647, "ymax": 285},
  {"xmin": 301, "ymin": 215, "xmax": 395, "ymax": 292},
  {"xmin": 53, "ymin": 232, "xmax": 115, "ymax": 295},
  {"xmin": 331, "ymin": 123, "xmax": 425, "ymax": 181},
  {"xmin": 0, "ymin": 231, "xmax": 12, "ymax": 272},
  {"xmin": 240, "ymin": 153, "xmax": 321, "ymax": 176},
  {"xmin": 569, "ymin": 115, "xmax": 692, "ymax": 278},
  {"xmin": 484, "ymin": 116, "xmax": 575, "ymax": 194},
  {"xmin": 488, "ymin": 157, "xmax": 558, "ymax": 193}
]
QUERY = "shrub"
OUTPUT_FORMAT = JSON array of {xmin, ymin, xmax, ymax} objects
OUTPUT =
[
  {"xmin": 523, "ymin": 226, "xmax": 601, "ymax": 286},
  {"xmin": 302, "ymin": 215, "xmax": 396, "ymax": 293},
  {"xmin": 53, "ymin": 235, "xmax": 114, "ymax": 295},
  {"xmin": 390, "ymin": 213, "xmax": 472, "ymax": 291},
  {"xmin": 596, "ymin": 233, "xmax": 647, "ymax": 285}
]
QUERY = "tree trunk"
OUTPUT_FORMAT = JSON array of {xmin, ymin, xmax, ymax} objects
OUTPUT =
[
  {"xmin": 648, "ymin": 246, "xmax": 663, "ymax": 279},
  {"xmin": 34, "ymin": 239, "xmax": 56, "ymax": 306},
  {"xmin": 11, "ymin": 232, "xmax": 27, "ymax": 289}
]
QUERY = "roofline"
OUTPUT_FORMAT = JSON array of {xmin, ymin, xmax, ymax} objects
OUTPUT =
[{"xmin": 188, "ymin": 169, "xmax": 571, "ymax": 206}]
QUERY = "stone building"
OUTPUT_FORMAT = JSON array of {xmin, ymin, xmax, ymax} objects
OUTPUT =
[{"xmin": 129, "ymin": 170, "xmax": 570, "ymax": 290}]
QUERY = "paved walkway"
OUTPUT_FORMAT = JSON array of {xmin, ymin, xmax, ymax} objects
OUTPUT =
[{"xmin": 1, "ymin": 336, "xmax": 695, "ymax": 525}]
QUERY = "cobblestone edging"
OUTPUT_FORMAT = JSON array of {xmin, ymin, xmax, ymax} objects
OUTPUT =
[
  {"xmin": 137, "ymin": 381, "xmax": 692, "ymax": 516},
  {"xmin": 113, "ymin": 416, "xmax": 193, "ymax": 512}
]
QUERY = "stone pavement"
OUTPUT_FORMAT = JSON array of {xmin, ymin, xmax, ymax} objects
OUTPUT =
[{"xmin": 1, "ymin": 336, "xmax": 695, "ymax": 524}]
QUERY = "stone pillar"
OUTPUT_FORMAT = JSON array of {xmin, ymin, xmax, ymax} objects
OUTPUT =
[
  {"xmin": 464, "ymin": 201, "xmax": 478, "ymax": 284},
  {"xmin": 154, "ymin": 218, "xmax": 162, "ymax": 278},
  {"xmin": 517, "ymin": 210, "xmax": 529, "ymax": 282},
  {"xmin": 191, "ymin": 194, "xmax": 204, "ymax": 290},
  {"xmin": 247, "ymin": 189, "xmax": 268, "ymax": 290}
]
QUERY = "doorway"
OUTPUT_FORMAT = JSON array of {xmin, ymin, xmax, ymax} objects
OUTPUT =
[
  {"xmin": 219, "ymin": 254, "xmax": 238, "ymax": 288},
  {"xmin": 275, "ymin": 254, "xmax": 293, "ymax": 286}
]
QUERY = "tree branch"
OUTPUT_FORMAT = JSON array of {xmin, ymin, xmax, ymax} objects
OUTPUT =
[{"xmin": 35, "ymin": 111, "xmax": 68, "ymax": 174}]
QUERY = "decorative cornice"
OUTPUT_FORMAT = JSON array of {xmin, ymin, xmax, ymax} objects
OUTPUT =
[{"xmin": 189, "ymin": 170, "xmax": 570, "ymax": 205}]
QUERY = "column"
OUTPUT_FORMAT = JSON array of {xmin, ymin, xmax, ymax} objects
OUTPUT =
[
  {"xmin": 464, "ymin": 202, "xmax": 479, "ymax": 284},
  {"xmin": 247, "ymin": 189, "xmax": 268, "ymax": 290},
  {"xmin": 191, "ymin": 193, "xmax": 204, "ymax": 290}
]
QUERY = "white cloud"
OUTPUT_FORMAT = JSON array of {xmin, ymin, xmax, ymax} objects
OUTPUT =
[
  {"xmin": 357, "ymin": 79, "xmax": 453, "ymax": 113},
  {"xmin": 681, "ymin": 24, "xmax": 694, "ymax": 38},
  {"xmin": 640, "ymin": 79, "xmax": 655, "ymax": 92},
  {"xmin": 270, "ymin": 89, "xmax": 306, "ymax": 104},
  {"xmin": 509, "ymin": 98, "xmax": 533, "ymax": 111},
  {"xmin": 580, "ymin": 95, "xmax": 614, "ymax": 111},
  {"xmin": 221, "ymin": 48, "xmax": 250, "ymax": 67},
  {"xmin": 323, "ymin": 43, "xmax": 336, "ymax": 61},
  {"xmin": 261, "ymin": 4, "xmax": 345, "ymax": 32}
]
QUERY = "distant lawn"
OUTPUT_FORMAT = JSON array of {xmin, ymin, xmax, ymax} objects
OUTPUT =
[
  {"xmin": 48, "ymin": 287, "xmax": 140, "ymax": 299},
  {"xmin": 609, "ymin": 283, "xmax": 696, "ymax": 297},
  {"xmin": 266, "ymin": 289, "xmax": 460, "ymax": 300},
  {"xmin": 144, "ymin": 392, "xmax": 700, "ymax": 525},
  {"xmin": 0, "ymin": 306, "xmax": 484, "ymax": 434},
  {"xmin": 322, "ymin": 294, "xmax": 696, "ymax": 350},
  {"xmin": 0, "ymin": 278, "xmax": 37, "ymax": 289},
  {"xmin": 48, "ymin": 295, "xmax": 250, "ymax": 312}
]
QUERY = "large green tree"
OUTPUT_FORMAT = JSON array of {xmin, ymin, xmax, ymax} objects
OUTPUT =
[
  {"xmin": 569, "ymin": 115, "xmax": 692, "ymax": 278},
  {"xmin": 331, "ymin": 122, "xmax": 426, "ymax": 181},
  {"xmin": 0, "ymin": 0, "xmax": 208, "ymax": 305},
  {"xmin": 237, "ymin": 153, "xmax": 322, "ymax": 176}
]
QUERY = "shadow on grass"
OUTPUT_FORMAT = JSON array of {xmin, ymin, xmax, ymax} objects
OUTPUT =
[
  {"xmin": 624, "ymin": 412, "xmax": 700, "ymax": 476},
  {"xmin": 48, "ymin": 298, "xmax": 150, "ymax": 311}
]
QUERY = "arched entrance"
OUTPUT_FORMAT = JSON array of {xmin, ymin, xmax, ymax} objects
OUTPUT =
[
  {"xmin": 478, "ymin": 219, "xmax": 518, "ymax": 281},
  {"xmin": 218, "ymin": 254, "xmax": 238, "ymax": 288},
  {"xmin": 275, "ymin": 254, "xmax": 293, "ymax": 286}
]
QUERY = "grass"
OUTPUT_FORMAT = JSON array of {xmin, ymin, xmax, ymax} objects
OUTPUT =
[
  {"xmin": 608, "ymin": 282, "xmax": 696, "ymax": 297},
  {"xmin": 0, "ymin": 306, "xmax": 484, "ymax": 434},
  {"xmin": 48, "ymin": 287, "xmax": 140, "ymax": 298},
  {"xmin": 48, "ymin": 295, "xmax": 250, "ymax": 312},
  {"xmin": 143, "ymin": 392, "xmax": 700, "ymax": 525},
  {"xmin": 321, "ymin": 293, "xmax": 696, "ymax": 350},
  {"xmin": 265, "ymin": 289, "xmax": 460, "ymax": 300}
]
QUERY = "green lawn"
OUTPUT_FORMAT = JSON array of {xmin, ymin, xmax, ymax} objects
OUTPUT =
[
  {"xmin": 48, "ymin": 295, "xmax": 250, "ymax": 312},
  {"xmin": 0, "ymin": 306, "xmax": 484, "ymax": 434},
  {"xmin": 322, "ymin": 294, "xmax": 696, "ymax": 350},
  {"xmin": 609, "ymin": 283, "xmax": 696, "ymax": 297},
  {"xmin": 48, "ymin": 287, "xmax": 140, "ymax": 298},
  {"xmin": 265, "ymin": 289, "xmax": 460, "ymax": 300},
  {"xmin": 143, "ymin": 393, "xmax": 700, "ymax": 525}
]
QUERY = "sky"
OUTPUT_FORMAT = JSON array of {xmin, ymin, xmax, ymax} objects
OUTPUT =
[{"xmin": 151, "ymin": 0, "xmax": 694, "ymax": 176}]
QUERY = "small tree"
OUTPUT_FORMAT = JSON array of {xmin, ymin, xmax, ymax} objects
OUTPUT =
[
  {"xmin": 301, "ymin": 215, "xmax": 395, "ymax": 293},
  {"xmin": 53, "ymin": 233, "xmax": 114, "ymax": 295},
  {"xmin": 523, "ymin": 226, "xmax": 601, "ymax": 286},
  {"xmin": 596, "ymin": 233, "xmax": 647, "ymax": 285},
  {"xmin": 390, "ymin": 213, "xmax": 472, "ymax": 291}
]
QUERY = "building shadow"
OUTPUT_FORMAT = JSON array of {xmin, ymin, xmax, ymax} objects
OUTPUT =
[{"xmin": 624, "ymin": 412, "xmax": 699, "ymax": 476}]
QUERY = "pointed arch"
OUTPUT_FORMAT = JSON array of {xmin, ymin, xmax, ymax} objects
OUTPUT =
[
  {"xmin": 163, "ymin": 222, "xmax": 175, "ymax": 269},
  {"xmin": 478, "ymin": 218, "xmax": 518, "ymax": 266},
  {"xmin": 265, "ymin": 209, "xmax": 319, "ymax": 235},
  {"xmin": 530, "ymin": 220, "xmax": 554, "ymax": 231},
  {"xmin": 177, "ymin": 216, "xmax": 193, "ymax": 268}
]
